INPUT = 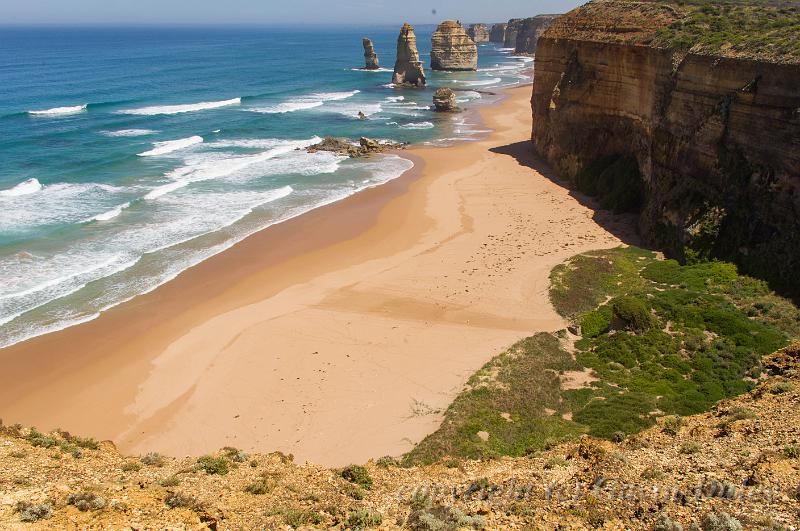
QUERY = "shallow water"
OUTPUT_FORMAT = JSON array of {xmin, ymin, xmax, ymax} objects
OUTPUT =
[{"xmin": 0, "ymin": 25, "xmax": 533, "ymax": 348}]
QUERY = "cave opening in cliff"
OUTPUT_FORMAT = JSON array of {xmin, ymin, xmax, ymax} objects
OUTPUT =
[{"xmin": 575, "ymin": 155, "xmax": 645, "ymax": 214}]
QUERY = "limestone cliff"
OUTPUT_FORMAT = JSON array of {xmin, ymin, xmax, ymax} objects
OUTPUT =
[
  {"xmin": 514, "ymin": 15, "xmax": 559, "ymax": 55},
  {"xmin": 489, "ymin": 23, "xmax": 507, "ymax": 44},
  {"xmin": 430, "ymin": 20, "xmax": 478, "ymax": 71},
  {"xmin": 467, "ymin": 23, "xmax": 490, "ymax": 43},
  {"xmin": 504, "ymin": 18, "xmax": 523, "ymax": 48},
  {"xmin": 392, "ymin": 23, "xmax": 426, "ymax": 87},
  {"xmin": 362, "ymin": 38, "xmax": 379, "ymax": 70},
  {"xmin": 532, "ymin": 0, "xmax": 800, "ymax": 296}
]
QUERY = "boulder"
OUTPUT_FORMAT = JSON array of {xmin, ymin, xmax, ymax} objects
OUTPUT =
[
  {"xmin": 392, "ymin": 23, "xmax": 426, "ymax": 87},
  {"xmin": 489, "ymin": 23, "xmax": 507, "ymax": 43},
  {"xmin": 432, "ymin": 87, "xmax": 458, "ymax": 112},
  {"xmin": 362, "ymin": 38, "xmax": 380, "ymax": 70},
  {"xmin": 467, "ymin": 24, "xmax": 490, "ymax": 43},
  {"xmin": 430, "ymin": 20, "xmax": 478, "ymax": 71}
]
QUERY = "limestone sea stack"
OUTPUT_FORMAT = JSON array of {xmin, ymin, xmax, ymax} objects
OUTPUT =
[
  {"xmin": 467, "ymin": 24, "xmax": 490, "ymax": 43},
  {"xmin": 504, "ymin": 18, "xmax": 524, "ymax": 48},
  {"xmin": 489, "ymin": 23, "xmax": 507, "ymax": 44},
  {"xmin": 392, "ymin": 23, "xmax": 426, "ymax": 87},
  {"xmin": 514, "ymin": 15, "xmax": 559, "ymax": 55},
  {"xmin": 430, "ymin": 20, "xmax": 478, "ymax": 71},
  {"xmin": 362, "ymin": 38, "xmax": 379, "ymax": 69},
  {"xmin": 432, "ymin": 87, "xmax": 457, "ymax": 112}
]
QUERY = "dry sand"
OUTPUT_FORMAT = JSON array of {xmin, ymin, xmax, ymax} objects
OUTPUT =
[{"xmin": 0, "ymin": 86, "xmax": 636, "ymax": 466}]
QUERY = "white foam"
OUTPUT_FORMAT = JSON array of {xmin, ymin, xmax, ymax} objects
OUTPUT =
[
  {"xmin": 88, "ymin": 202, "xmax": 131, "ymax": 222},
  {"xmin": 28, "ymin": 104, "xmax": 87, "ymax": 116},
  {"xmin": 459, "ymin": 78, "xmax": 502, "ymax": 87},
  {"xmin": 121, "ymin": 98, "xmax": 241, "ymax": 116},
  {"xmin": 399, "ymin": 122, "xmax": 435, "ymax": 129},
  {"xmin": 0, "ymin": 178, "xmax": 42, "ymax": 197},
  {"xmin": 350, "ymin": 67, "xmax": 393, "ymax": 72},
  {"xmin": 101, "ymin": 129, "xmax": 158, "ymax": 137},
  {"xmin": 515, "ymin": 56, "xmax": 534, "ymax": 63},
  {"xmin": 138, "ymin": 136, "xmax": 204, "ymax": 157},
  {"xmin": 249, "ymin": 90, "xmax": 360, "ymax": 114},
  {"xmin": 385, "ymin": 96, "xmax": 405, "ymax": 102}
]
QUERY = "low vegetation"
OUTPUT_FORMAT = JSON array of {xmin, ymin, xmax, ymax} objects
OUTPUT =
[{"xmin": 405, "ymin": 247, "xmax": 798, "ymax": 464}]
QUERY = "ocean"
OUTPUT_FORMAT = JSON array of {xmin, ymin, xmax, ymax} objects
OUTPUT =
[{"xmin": 0, "ymin": 25, "xmax": 533, "ymax": 348}]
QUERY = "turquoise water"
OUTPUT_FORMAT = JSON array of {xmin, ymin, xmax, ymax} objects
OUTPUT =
[{"xmin": 0, "ymin": 26, "xmax": 532, "ymax": 348}]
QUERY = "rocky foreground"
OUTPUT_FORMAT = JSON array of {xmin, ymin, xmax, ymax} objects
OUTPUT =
[{"xmin": 1, "ymin": 343, "xmax": 797, "ymax": 529}]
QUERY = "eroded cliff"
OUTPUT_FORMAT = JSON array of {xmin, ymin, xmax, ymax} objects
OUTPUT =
[
  {"xmin": 430, "ymin": 20, "xmax": 478, "ymax": 71},
  {"xmin": 514, "ymin": 15, "xmax": 560, "ymax": 55},
  {"xmin": 532, "ymin": 0, "xmax": 800, "ymax": 296},
  {"xmin": 467, "ymin": 23, "xmax": 490, "ymax": 43}
]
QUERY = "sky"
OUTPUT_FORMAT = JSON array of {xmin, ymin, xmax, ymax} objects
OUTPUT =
[{"xmin": 0, "ymin": 0, "xmax": 585, "ymax": 25}]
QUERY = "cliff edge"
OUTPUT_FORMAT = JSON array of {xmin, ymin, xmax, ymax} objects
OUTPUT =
[{"xmin": 532, "ymin": 0, "xmax": 800, "ymax": 296}]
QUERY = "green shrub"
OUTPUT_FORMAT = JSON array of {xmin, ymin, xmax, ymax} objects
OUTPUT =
[
  {"xmin": 376, "ymin": 455, "xmax": 399, "ymax": 467},
  {"xmin": 680, "ymin": 441, "xmax": 701, "ymax": 454},
  {"xmin": 700, "ymin": 511, "xmax": 743, "ymax": 531},
  {"xmin": 340, "ymin": 464, "xmax": 373, "ymax": 489},
  {"xmin": 164, "ymin": 492, "xmax": 198, "ymax": 509},
  {"xmin": 771, "ymin": 381, "xmax": 793, "ymax": 394},
  {"xmin": 544, "ymin": 456, "xmax": 569, "ymax": 469},
  {"xmin": 197, "ymin": 455, "xmax": 229, "ymax": 475},
  {"xmin": 580, "ymin": 308, "xmax": 611, "ymax": 338},
  {"xmin": 784, "ymin": 445, "xmax": 800, "ymax": 459},
  {"xmin": 611, "ymin": 296, "xmax": 658, "ymax": 332},
  {"xmin": 284, "ymin": 509, "xmax": 322, "ymax": 528},
  {"xmin": 244, "ymin": 479, "xmax": 273, "ymax": 495},
  {"xmin": 726, "ymin": 407, "xmax": 756, "ymax": 421},
  {"xmin": 26, "ymin": 428, "xmax": 58, "ymax": 449},
  {"xmin": 346, "ymin": 510, "xmax": 382, "ymax": 528},
  {"xmin": 121, "ymin": 461, "xmax": 141, "ymax": 472},
  {"xmin": 222, "ymin": 446, "xmax": 249, "ymax": 463},
  {"xmin": 159, "ymin": 476, "xmax": 180, "ymax": 487},
  {"xmin": 662, "ymin": 416, "xmax": 684, "ymax": 436}
]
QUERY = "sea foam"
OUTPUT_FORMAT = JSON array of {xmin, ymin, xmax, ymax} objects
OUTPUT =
[
  {"xmin": 0, "ymin": 178, "xmax": 42, "ymax": 197},
  {"xmin": 121, "ymin": 98, "xmax": 241, "ymax": 116},
  {"xmin": 101, "ymin": 129, "xmax": 158, "ymax": 137},
  {"xmin": 28, "ymin": 104, "xmax": 87, "ymax": 116},
  {"xmin": 250, "ymin": 90, "xmax": 360, "ymax": 114},
  {"xmin": 138, "ymin": 136, "xmax": 204, "ymax": 157}
]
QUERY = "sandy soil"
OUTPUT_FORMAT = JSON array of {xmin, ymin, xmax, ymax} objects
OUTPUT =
[{"xmin": 0, "ymin": 86, "xmax": 636, "ymax": 466}]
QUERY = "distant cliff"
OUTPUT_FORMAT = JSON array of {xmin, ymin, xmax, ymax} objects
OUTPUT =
[
  {"xmin": 489, "ymin": 23, "xmax": 506, "ymax": 44},
  {"xmin": 532, "ymin": 0, "xmax": 800, "ymax": 296},
  {"xmin": 514, "ymin": 15, "xmax": 559, "ymax": 55}
]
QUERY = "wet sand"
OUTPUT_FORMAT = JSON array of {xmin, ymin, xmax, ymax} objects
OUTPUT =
[{"xmin": 0, "ymin": 85, "xmax": 635, "ymax": 466}]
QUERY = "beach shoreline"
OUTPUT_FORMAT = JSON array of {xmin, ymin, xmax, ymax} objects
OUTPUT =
[{"xmin": 0, "ymin": 84, "xmax": 636, "ymax": 466}]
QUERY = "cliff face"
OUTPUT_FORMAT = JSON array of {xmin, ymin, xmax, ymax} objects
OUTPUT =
[
  {"xmin": 431, "ymin": 20, "xmax": 478, "ymax": 71},
  {"xmin": 392, "ymin": 23, "xmax": 426, "ymax": 87},
  {"xmin": 532, "ymin": 0, "xmax": 800, "ymax": 295},
  {"xmin": 467, "ymin": 23, "xmax": 490, "ymax": 43},
  {"xmin": 504, "ymin": 18, "xmax": 523, "ymax": 48},
  {"xmin": 489, "ymin": 23, "xmax": 506, "ymax": 44},
  {"xmin": 362, "ymin": 38, "xmax": 379, "ymax": 70},
  {"xmin": 514, "ymin": 15, "xmax": 559, "ymax": 55}
]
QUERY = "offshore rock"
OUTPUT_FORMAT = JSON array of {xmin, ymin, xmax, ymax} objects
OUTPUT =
[
  {"xmin": 307, "ymin": 136, "xmax": 406, "ymax": 158},
  {"xmin": 362, "ymin": 38, "xmax": 379, "ymax": 70},
  {"xmin": 489, "ymin": 23, "xmax": 507, "ymax": 44},
  {"xmin": 432, "ymin": 87, "xmax": 458, "ymax": 112},
  {"xmin": 430, "ymin": 20, "xmax": 478, "ymax": 71},
  {"xmin": 514, "ymin": 15, "xmax": 559, "ymax": 55},
  {"xmin": 392, "ymin": 23, "xmax": 426, "ymax": 87},
  {"xmin": 467, "ymin": 24, "xmax": 490, "ymax": 43}
]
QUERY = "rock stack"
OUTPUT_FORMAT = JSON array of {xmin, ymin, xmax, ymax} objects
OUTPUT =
[
  {"xmin": 467, "ymin": 24, "xmax": 490, "ymax": 43},
  {"xmin": 432, "ymin": 87, "xmax": 458, "ymax": 112},
  {"xmin": 489, "ymin": 23, "xmax": 507, "ymax": 43},
  {"xmin": 514, "ymin": 15, "xmax": 559, "ymax": 54},
  {"xmin": 362, "ymin": 38, "xmax": 380, "ymax": 70},
  {"xmin": 392, "ymin": 23, "xmax": 426, "ymax": 87},
  {"xmin": 430, "ymin": 20, "xmax": 478, "ymax": 71},
  {"xmin": 504, "ymin": 18, "xmax": 524, "ymax": 48}
]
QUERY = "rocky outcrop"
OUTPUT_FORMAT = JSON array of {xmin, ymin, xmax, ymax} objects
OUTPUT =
[
  {"xmin": 514, "ymin": 15, "xmax": 559, "ymax": 55},
  {"xmin": 430, "ymin": 20, "xmax": 478, "ymax": 71},
  {"xmin": 467, "ymin": 24, "xmax": 489, "ymax": 43},
  {"xmin": 432, "ymin": 87, "xmax": 458, "ymax": 112},
  {"xmin": 489, "ymin": 23, "xmax": 507, "ymax": 44},
  {"xmin": 392, "ymin": 23, "xmax": 426, "ymax": 87},
  {"xmin": 308, "ymin": 137, "xmax": 405, "ymax": 158},
  {"xmin": 504, "ymin": 18, "xmax": 523, "ymax": 48},
  {"xmin": 532, "ymin": 0, "xmax": 800, "ymax": 296},
  {"xmin": 362, "ymin": 38, "xmax": 379, "ymax": 70}
]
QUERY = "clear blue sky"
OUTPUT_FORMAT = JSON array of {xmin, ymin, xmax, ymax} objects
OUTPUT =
[{"xmin": 1, "ymin": 0, "xmax": 584, "ymax": 25}]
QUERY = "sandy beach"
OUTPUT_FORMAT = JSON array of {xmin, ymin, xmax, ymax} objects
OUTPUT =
[{"xmin": 0, "ymin": 85, "xmax": 636, "ymax": 466}]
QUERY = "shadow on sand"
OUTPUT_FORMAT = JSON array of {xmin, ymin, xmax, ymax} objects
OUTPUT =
[{"xmin": 489, "ymin": 140, "xmax": 643, "ymax": 248}]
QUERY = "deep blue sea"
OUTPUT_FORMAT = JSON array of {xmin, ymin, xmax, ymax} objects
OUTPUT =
[{"xmin": 0, "ymin": 26, "xmax": 532, "ymax": 348}]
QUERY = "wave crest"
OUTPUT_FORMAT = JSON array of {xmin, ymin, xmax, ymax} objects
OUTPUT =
[
  {"xmin": 28, "ymin": 104, "xmax": 87, "ymax": 116},
  {"xmin": 121, "ymin": 98, "xmax": 241, "ymax": 116},
  {"xmin": 138, "ymin": 136, "xmax": 204, "ymax": 157},
  {"xmin": 0, "ymin": 178, "xmax": 42, "ymax": 197}
]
